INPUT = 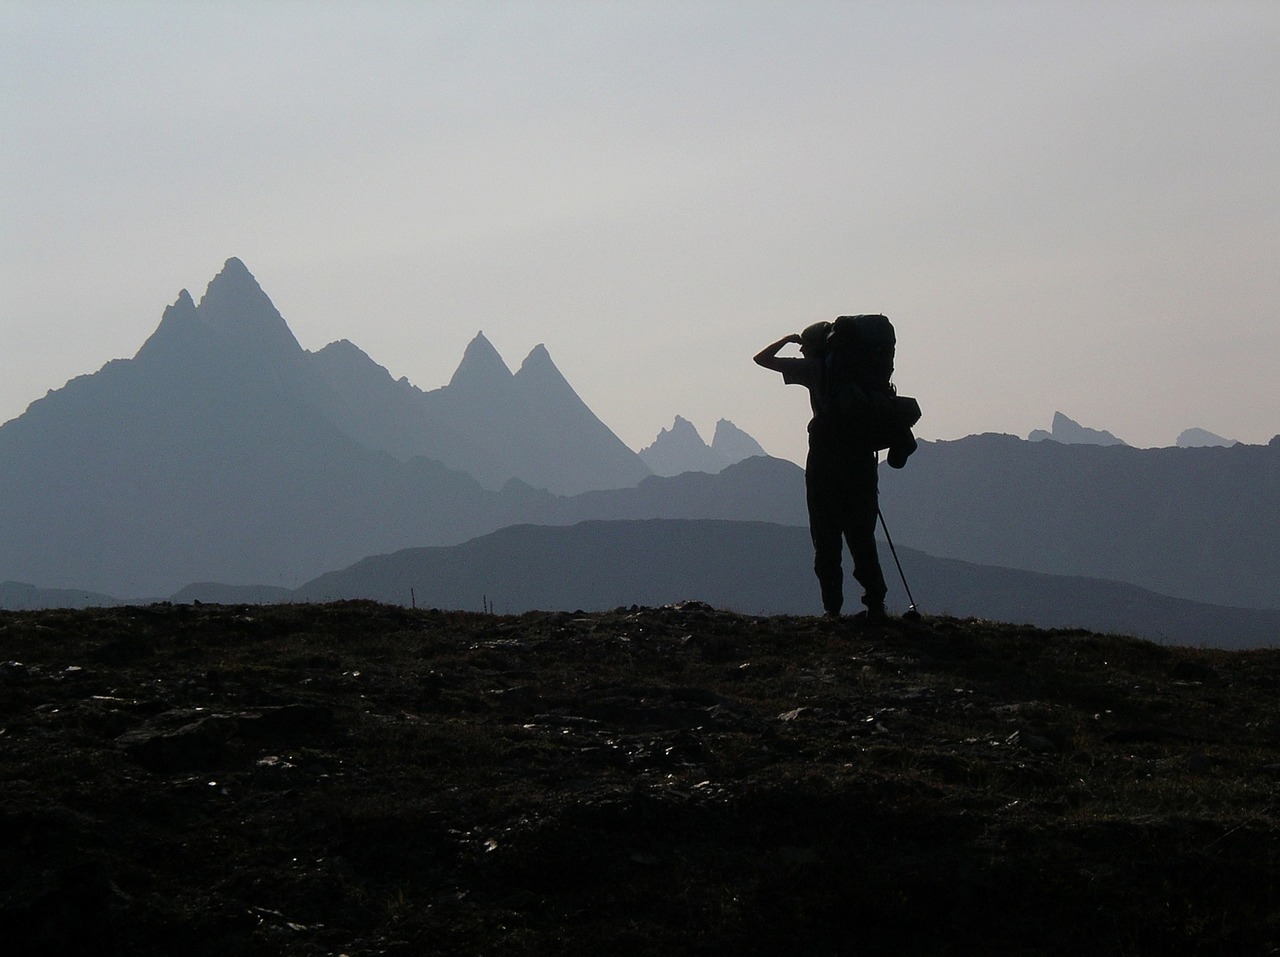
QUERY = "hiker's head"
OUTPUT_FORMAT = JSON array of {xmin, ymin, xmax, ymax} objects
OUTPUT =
[{"xmin": 799, "ymin": 321, "xmax": 831, "ymax": 356}]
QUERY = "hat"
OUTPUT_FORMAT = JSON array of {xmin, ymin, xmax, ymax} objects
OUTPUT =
[{"xmin": 800, "ymin": 321, "xmax": 831, "ymax": 351}]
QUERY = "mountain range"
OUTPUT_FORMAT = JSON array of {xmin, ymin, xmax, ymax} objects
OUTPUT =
[
  {"xmin": 639, "ymin": 416, "xmax": 767, "ymax": 476},
  {"xmin": 1, "ymin": 257, "xmax": 1275, "ymax": 642},
  {"xmin": 1026, "ymin": 412, "xmax": 1239, "ymax": 449},
  {"xmin": 0, "ymin": 259, "xmax": 788, "ymax": 595}
]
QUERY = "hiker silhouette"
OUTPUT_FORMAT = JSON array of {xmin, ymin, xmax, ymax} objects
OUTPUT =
[{"xmin": 755, "ymin": 317, "xmax": 919, "ymax": 620}]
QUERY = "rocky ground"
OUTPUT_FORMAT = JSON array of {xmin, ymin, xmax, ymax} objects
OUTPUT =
[{"xmin": 3, "ymin": 600, "xmax": 1279, "ymax": 955}]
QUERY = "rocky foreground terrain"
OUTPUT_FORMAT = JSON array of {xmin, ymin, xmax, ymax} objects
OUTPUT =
[{"xmin": 3, "ymin": 601, "xmax": 1279, "ymax": 955}]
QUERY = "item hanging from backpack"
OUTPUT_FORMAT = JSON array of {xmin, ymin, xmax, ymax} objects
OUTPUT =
[{"xmin": 822, "ymin": 314, "xmax": 922, "ymax": 454}]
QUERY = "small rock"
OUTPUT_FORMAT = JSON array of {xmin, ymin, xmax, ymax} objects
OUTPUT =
[
  {"xmin": 1005, "ymin": 729, "xmax": 1056, "ymax": 752},
  {"xmin": 116, "ymin": 711, "xmax": 239, "ymax": 772},
  {"xmin": 0, "ymin": 661, "xmax": 29, "ymax": 683}
]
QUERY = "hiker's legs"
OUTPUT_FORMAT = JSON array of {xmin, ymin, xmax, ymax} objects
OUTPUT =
[
  {"xmin": 844, "ymin": 453, "xmax": 887, "ymax": 611},
  {"xmin": 848, "ymin": 519, "xmax": 887, "ymax": 611},
  {"xmin": 811, "ymin": 525, "xmax": 844, "ymax": 615},
  {"xmin": 806, "ymin": 455, "xmax": 844, "ymax": 615}
]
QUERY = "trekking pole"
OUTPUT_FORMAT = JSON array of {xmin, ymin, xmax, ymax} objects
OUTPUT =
[{"xmin": 877, "ymin": 505, "xmax": 921, "ymax": 620}]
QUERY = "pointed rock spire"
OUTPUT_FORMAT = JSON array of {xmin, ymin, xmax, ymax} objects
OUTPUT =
[
  {"xmin": 1028, "ymin": 412, "xmax": 1126, "ymax": 446},
  {"xmin": 513, "ymin": 342, "xmax": 577, "ymax": 396},
  {"xmin": 195, "ymin": 257, "xmax": 303, "ymax": 358},
  {"xmin": 667, "ymin": 415, "xmax": 703, "ymax": 442},
  {"xmin": 448, "ymin": 332, "xmax": 513, "ymax": 391},
  {"xmin": 133, "ymin": 288, "xmax": 199, "ymax": 360},
  {"xmin": 517, "ymin": 343, "xmax": 557, "ymax": 376},
  {"xmin": 133, "ymin": 258, "xmax": 305, "ymax": 372},
  {"xmin": 711, "ymin": 418, "xmax": 767, "ymax": 463},
  {"xmin": 166, "ymin": 288, "xmax": 197, "ymax": 320}
]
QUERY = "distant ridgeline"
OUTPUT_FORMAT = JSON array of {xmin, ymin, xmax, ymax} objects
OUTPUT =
[
  {"xmin": 1028, "ymin": 412, "xmax": 1127, "ymax": 446},
  {"xmin": 879, "ymin": 432, "xmax": 1279, "ymax": 612},
  {"xmin": 1028, "ymin": 411, "xmax": 1239, "ymax": 449}
]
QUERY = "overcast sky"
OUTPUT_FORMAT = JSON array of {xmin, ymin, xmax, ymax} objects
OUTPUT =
[{"xmin": 4, "ymin": 1, "xmax": 1277, "ymax": 466}]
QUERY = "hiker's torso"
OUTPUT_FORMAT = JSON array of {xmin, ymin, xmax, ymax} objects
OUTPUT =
[{"xmin": 779, "ymin": 356, "xmax": 875, "ymax": 456}]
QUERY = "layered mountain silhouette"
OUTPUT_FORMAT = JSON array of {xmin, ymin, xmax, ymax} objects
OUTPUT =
[
  {"xmin": 0, "ymin": 259, "xmax": 785, "ymax": 595},
  {"xmin": 17, "ymin": 508, "xmax": 1278, "ymax": 647},
  {"xmin": 134, "ymin": 258, "xmax": 650, "ymax": 496},
  {"xmin": 879, "ymin": 433, "xmax": 1280, "ymax": 610},
  {"xmin": 3, "ymin": 257, "xmax": 1275, "ymax": 629},
  {"xmin": 1027, "ymin": 413, "xmax": 1241, "ymax": 450},
  {"xmin": 639, "ymin": 416, "xmax": 767, "ymax": 477}
]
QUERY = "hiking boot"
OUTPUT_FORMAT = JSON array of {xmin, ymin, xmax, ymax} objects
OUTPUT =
[{"xmin": 853, "ymin": 603, "xmax": 888, "ymax": 625}]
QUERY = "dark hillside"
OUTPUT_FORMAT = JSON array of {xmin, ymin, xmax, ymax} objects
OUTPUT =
[{"xmin": 3, "ymin": 602, "xmax": 1280, "ymax": 955}]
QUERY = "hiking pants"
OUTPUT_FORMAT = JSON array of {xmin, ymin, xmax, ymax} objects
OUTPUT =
[{"xmin": 805, "ymin": 444, "xmax": 887, "ymax": 616}]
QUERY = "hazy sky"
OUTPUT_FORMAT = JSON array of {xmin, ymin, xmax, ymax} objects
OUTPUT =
[{"xmin": 4, "ymin": 1, "xmax": 1277, "ymax": 466}]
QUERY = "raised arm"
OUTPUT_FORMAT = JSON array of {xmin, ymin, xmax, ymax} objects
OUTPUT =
[{"xmin": 753, "ymin": 333, "xmax": 802, "ymax": 372}]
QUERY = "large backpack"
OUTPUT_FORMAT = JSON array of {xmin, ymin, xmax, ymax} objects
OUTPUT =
[{"xmin": 822, "ymin": 314, "xmax": 921, "ymax": 452}]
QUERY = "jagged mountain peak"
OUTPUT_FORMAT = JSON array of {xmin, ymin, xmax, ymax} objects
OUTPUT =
[
  {"xmin": 712, "ymin": 419, "xmax": 768, "ymax": 461},
  {"xmin": 514, "ymin": 344, "xmax": 586, "ymax": 406},
  {"xmin": 315, "ymin": 338, "xmax": 393, "ymax": 372},
  {"xmin": 515, "ymin": 343, "xmax": 563, "ymax": 384},
  {"xmin": 639, "ymin": 416, "xmax": 769, "ymax": 477},
  {"xmin": 516, "ymin": 343, "xmax": 557, "ymax": 377},
  {"xmin": 168, "ymin": 288, "xmax": 196, "ymax": 314},
  {"xmin": 640, "ymin": 416, "xmax": 705, "ymax": 453},
  {"xmin": 1028, "ymin": 411, "xmax": 1127, "ymax": 446},
  {"xmin": 312, "ymin": 338, "xmax": 398, "ymax": 389},
  {"xmin": 154, "ymin": 288, "xmax": 198, "ymax": 329},
  {"xmin": 668, "ymin": 415, "xmax": 700, "ymax": 437},
  {"xmin": 135, "ymin": 258, "xmax": 303, "ymax": 365},
  {"xmin": 197, "ymin": 258, "xmax": 298, "ymax": 345},
  {"xmin": 133, "ymin": 288, "xmax": 198, "ymax": 360},
  {"xmin": 448, "ymin": 331, "xmax": 512, "ymax": 390},
  {"xmin": 198, "ymin": 258, "xmax": 264, "ymax": 310},
  {"xmin": 639, "ymin": 416, "xmax": 724, "ymax": 477}
]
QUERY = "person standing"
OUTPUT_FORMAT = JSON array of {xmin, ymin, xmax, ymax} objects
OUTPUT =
[{"xmin": 754, "ymin": 320, "xmax": 902, "ymax": 620}]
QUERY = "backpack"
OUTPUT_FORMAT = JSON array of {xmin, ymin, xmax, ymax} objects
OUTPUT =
[{"xmin": 821, "ymin": 314, "xmax": 921, "ymax": 452}]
